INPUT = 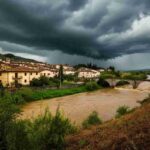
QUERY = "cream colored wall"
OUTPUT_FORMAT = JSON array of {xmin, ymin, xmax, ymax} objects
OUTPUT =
[
  {"xmin": 64, "ymin": 70, "xmax": 75, "ymax": 75},
  {"xmin": 0, "ymin": 72, "xmax": 9, "ymax": 86},
  {"xmin": 18, "ymin": 72, "xmax": 41, "ymax": 85},
  {"xmin": 0, "ymin": 72, "xmax": 41, "ymax": 87},
  {"xmin": 78, "ymin": 71, "xmax": 100, "ymax": 78},
  {"xmin": 40, "ymin": 70, "xmax": 56, "ymax": 78}
]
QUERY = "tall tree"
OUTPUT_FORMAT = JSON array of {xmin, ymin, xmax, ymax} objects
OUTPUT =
[{"xmin": 58, "ymin": 65, "xmax": 63, "ymax": 88}]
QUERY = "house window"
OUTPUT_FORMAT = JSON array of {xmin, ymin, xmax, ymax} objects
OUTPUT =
[
  {"xmin": 0, "ymin": 73, "xmax": 1, "ymax": 76},
  {"xmin": 30, "ymin": 73, "xmax": 32, "ymax": 75},
  {"xmin": 36, "ymin": 73, "xmax": 38, "ymax": 75},
  {"xmin": 48, "ymin": 73, "xmax": 50, "ymax": 76},
  {"xmin": 24, "ymin": 80, "xmax": 27, "ymax": 83},
  {"xmin": 44, "ymin": 73, "xmax": 46, "ymax": 76},
  {"xmin": 25, "ymin": 73, "xmax": 27, "ymax": 76}
]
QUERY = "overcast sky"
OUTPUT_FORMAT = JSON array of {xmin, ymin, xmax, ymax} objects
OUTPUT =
[{"xmin": 0, "ymin": 0, "xmax": 150, "ymax": 70}]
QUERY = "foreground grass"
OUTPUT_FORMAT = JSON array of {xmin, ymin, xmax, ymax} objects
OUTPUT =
[{"xmin": 66, "ymin": 100, "xmax": 150, "ymax": 150}]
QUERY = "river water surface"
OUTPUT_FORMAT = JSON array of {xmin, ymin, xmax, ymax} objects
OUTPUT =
[{"xmin": 20, "ymin": 87, "xmax": 149, "ymax": 125}]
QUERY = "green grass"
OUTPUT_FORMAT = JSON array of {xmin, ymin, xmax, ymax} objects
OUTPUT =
[
  {"xmin": 14, "ymin": 86, "xmax": 92, "ymax": 103},
  {"xmin": 31, "ymin": 86, "xmax": 88, "ymax": 101},
  {"xmin": 115, "ymin": 105, "xmax": 131, "ymax": 118},
  {"xmin": 1, "ymin": 82, "xmax": 102, "ymax": 104},
  {"xmin": 82, "ymin": 111, "xmax": 102, "ymax": 128}
]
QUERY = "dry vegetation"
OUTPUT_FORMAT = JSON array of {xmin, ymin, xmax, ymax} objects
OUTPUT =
[{"xmin": 66, "ymin": 99, "xmax": 150, "ymax": 150}]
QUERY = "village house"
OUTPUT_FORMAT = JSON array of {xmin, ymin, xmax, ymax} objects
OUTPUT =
[
  {"xmin": 0, "ymin": 66, "xmax": 40, "ymax": 87},
  {"xmin": 77, "ymin": 67, "xmax": 100, "ymax": 79},
  {"xmin": 0, "ymin": 59, "xmax": 102, "ymax": 87},
  {"xmin": 147, "ymin": 75, "xmax": 150, "ymax": 80},
  {"xmin": 0, "ymin": 62, "xmax": 60, "ymax": 87},
  {"xmin": 63, "ymin": 66, "xmax": 75, "ymax": 75},
  {"xmin": 40, "ymin": 69, "xmax": 58, "ymax": 78}
]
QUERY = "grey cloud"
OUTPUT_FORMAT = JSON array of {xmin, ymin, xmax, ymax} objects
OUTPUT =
[{"xmin": 0, "ymin": 0, "xmax": 150, "ymax": 61}]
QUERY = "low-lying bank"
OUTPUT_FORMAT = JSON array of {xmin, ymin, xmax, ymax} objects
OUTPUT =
[
  {"xmin": 1, "ymin": 82, "xmax": 102, "ymax": 104},
  {"xmin": 66, "ymin": 98, "xmax": 150, "ymax": 150}
]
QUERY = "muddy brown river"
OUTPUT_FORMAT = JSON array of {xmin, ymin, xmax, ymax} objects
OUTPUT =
[{"xmin": 20, "ymin": 87, "xmax": 149, "ymax": 125}]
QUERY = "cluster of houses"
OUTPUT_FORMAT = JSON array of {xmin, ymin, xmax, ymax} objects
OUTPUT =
[{"xmin": 0, "ymin": 58, "xmax": 103, "ymax": 87}]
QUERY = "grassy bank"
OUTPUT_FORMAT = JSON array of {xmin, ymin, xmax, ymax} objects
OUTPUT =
[
  {"xmin": 23, "ymin": 86, "xmax": 88, "ymax": 102},
  {"xmin": 2, "ymin": 82, "xmax": 102, "ymax": 104},
  {"xmin": 66, "ymin": 97, "xmax": 150, "ymax": 150}
]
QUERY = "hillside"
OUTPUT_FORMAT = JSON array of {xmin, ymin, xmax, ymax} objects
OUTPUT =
[
  {"xmin": 0, "ymin": 53, "xmax": 37, "ymax": 62},
  {"xmin": 66, "ymin": 99, "xmax": 150, "ymax": 150}
]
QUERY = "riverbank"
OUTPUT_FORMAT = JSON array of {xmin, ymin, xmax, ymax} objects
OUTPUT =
[
  {"xmin": 6, "ymin": 83, "xmax": 101, "ymax": 104},
  {"xmin": 66, "ymin": 99, "xmax": 150, "ymax": 150},
  {"xmin": 20, "ymin": 88, "xmax": 149, "ymax": 124}
]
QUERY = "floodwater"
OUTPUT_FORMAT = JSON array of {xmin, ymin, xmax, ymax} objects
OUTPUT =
[{"xmin": 20, "ymin": 86, "xmax": 149, "ymax": 125}]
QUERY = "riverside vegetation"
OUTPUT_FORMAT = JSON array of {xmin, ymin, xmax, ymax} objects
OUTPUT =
[
  {"xmin": 0, "ymin": 88, "xmax": 150, "ymax": 149},
  {"xmin": 0, "ymin": 70, "xmax": 149, "ymax": 149},
  {"xmin": 0, "ymin": 81, "xmax": 102, "ymax": 105}
]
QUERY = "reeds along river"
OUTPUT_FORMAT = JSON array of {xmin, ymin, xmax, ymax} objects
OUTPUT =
[{"xmin": 20, "ymin": 82, "xmax": 150, "ymax": 125}]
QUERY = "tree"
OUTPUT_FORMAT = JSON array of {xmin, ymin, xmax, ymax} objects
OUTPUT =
[
  {"xmin": 122, "ymin": 72, "xmax": 147, "ymax": 89},
  {"xmin": 0, "ymin": 82, "xmax": 5, "ymax": 97},
  {"xmin": 108, "ymin": 66, "xmax": 115, "ymax": 72},
  {"xmin": 58, "ymin": 65, "xmax": 64, "ymax": 88},
  {"xmin": 30, "ymin": 76, "xmax": 50, "ymax": 87}
]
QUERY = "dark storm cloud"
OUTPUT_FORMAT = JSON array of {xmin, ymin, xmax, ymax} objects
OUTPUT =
[
  {"xmin": 0, "ymin": 0, "xmax": 150, "ymax": 59},
  {"xmin": 68, "ymin": 0, "xmax": 88, "ymax": 10}
]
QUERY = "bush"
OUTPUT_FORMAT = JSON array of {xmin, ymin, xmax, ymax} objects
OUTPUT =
[
  {"xmin": 27, "ymin": 108, "xmax": 77, "ymax": 150},
  {"xmin": 0, "ymin": 96, "xmax": 20, "ymax": 149},
  {"xmin": 0, "ymin": 100, "xmax": 77, "ymax": 150},
  {"xmin": 116, "ymin": 80, "xmax": 129, "ymax": 86},
  {"xmin": 30, "ymin": 78, "xmax": 42, "ymax": 87},
  {"xmin": 115, "ymin": 105, "xmax": 130, "ymax": 118},
  {"xmin": 30, "ymin": 76, "xmax": 50, "ymax": 87},
  {"xmin": 6, "ymin": 120, "xmax": 31, "ymax": 150},
  {"xmin": 82, "ymin": 111, "xmax": 102, "ymax": 128},
  {"xmin": 97, "ymin": 78, "xmax": 110, "ymax": 88},
  {"xmin": 85, "ymin": 82, "xmax": 99, "ymax": 91},
  {"xmin": 11, "ymin": 93, "xmax": 25, "ymax": 104},
  {"xmin": 17, "ymin": 87, "xmax": 33, "ymax": 102},
  {"xmin": 43, "ymin": 108, "xmax": 77, "ymax": 149},
  {"xmin": 63, "ymin": 74, "xmax": 75, "ymax": 81}
]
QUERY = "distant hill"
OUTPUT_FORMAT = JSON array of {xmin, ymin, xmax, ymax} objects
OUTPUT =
[{"xmin": 0, "ymin": 53, "xmax": 37, "ymax": 62}]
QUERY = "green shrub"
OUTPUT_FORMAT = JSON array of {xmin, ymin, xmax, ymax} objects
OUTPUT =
[
  {"xmin": 11, "ymin": 93, "xmax": 25, "ymax": 104},
  {"xmin": 17, "ymin": 87, "xmax": 33, "ymax": 102},
  {"xmin": 26, "ymin": 108, "xmax": 77, "ymax": 150},
  {"xmin": 6, "ymin": 120, "xmax": 31, "ymax": 150},
  {"xmin": 116, "ymin": 80, "xmax": 129, "ymax": 86},
  {"xmin": 82, "ymin": 111, "xmax": 102, "ymax": 128},
  {"xmin": 0, "ymin": 96, "xmax": 20, "ymax": 150},
  {"xmin": 43, "ymin": 108, "xmax": 77, "ymax": 149},
  {"xmin": 0, "ymin": 100, "xmax": 77, "ymax": 150},
  {"xmin": 30, "ymin": 76, "xmax": 50, "ymax": 87},
  {"xmin": 97, "ymin": 78, "xmax": 110, "ymax": 88},
  {"xmin": 85, "ymin": 82, "xmax": 99, "ymax": 91},
  {"xmin": 115, "ymin": 105, "xmax": 130, "ymax": 118}
]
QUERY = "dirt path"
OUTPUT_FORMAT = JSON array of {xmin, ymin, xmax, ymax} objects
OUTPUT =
[{"xmin": 20, "ymin": 88, "xmax": 149, "ymax": 125}]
